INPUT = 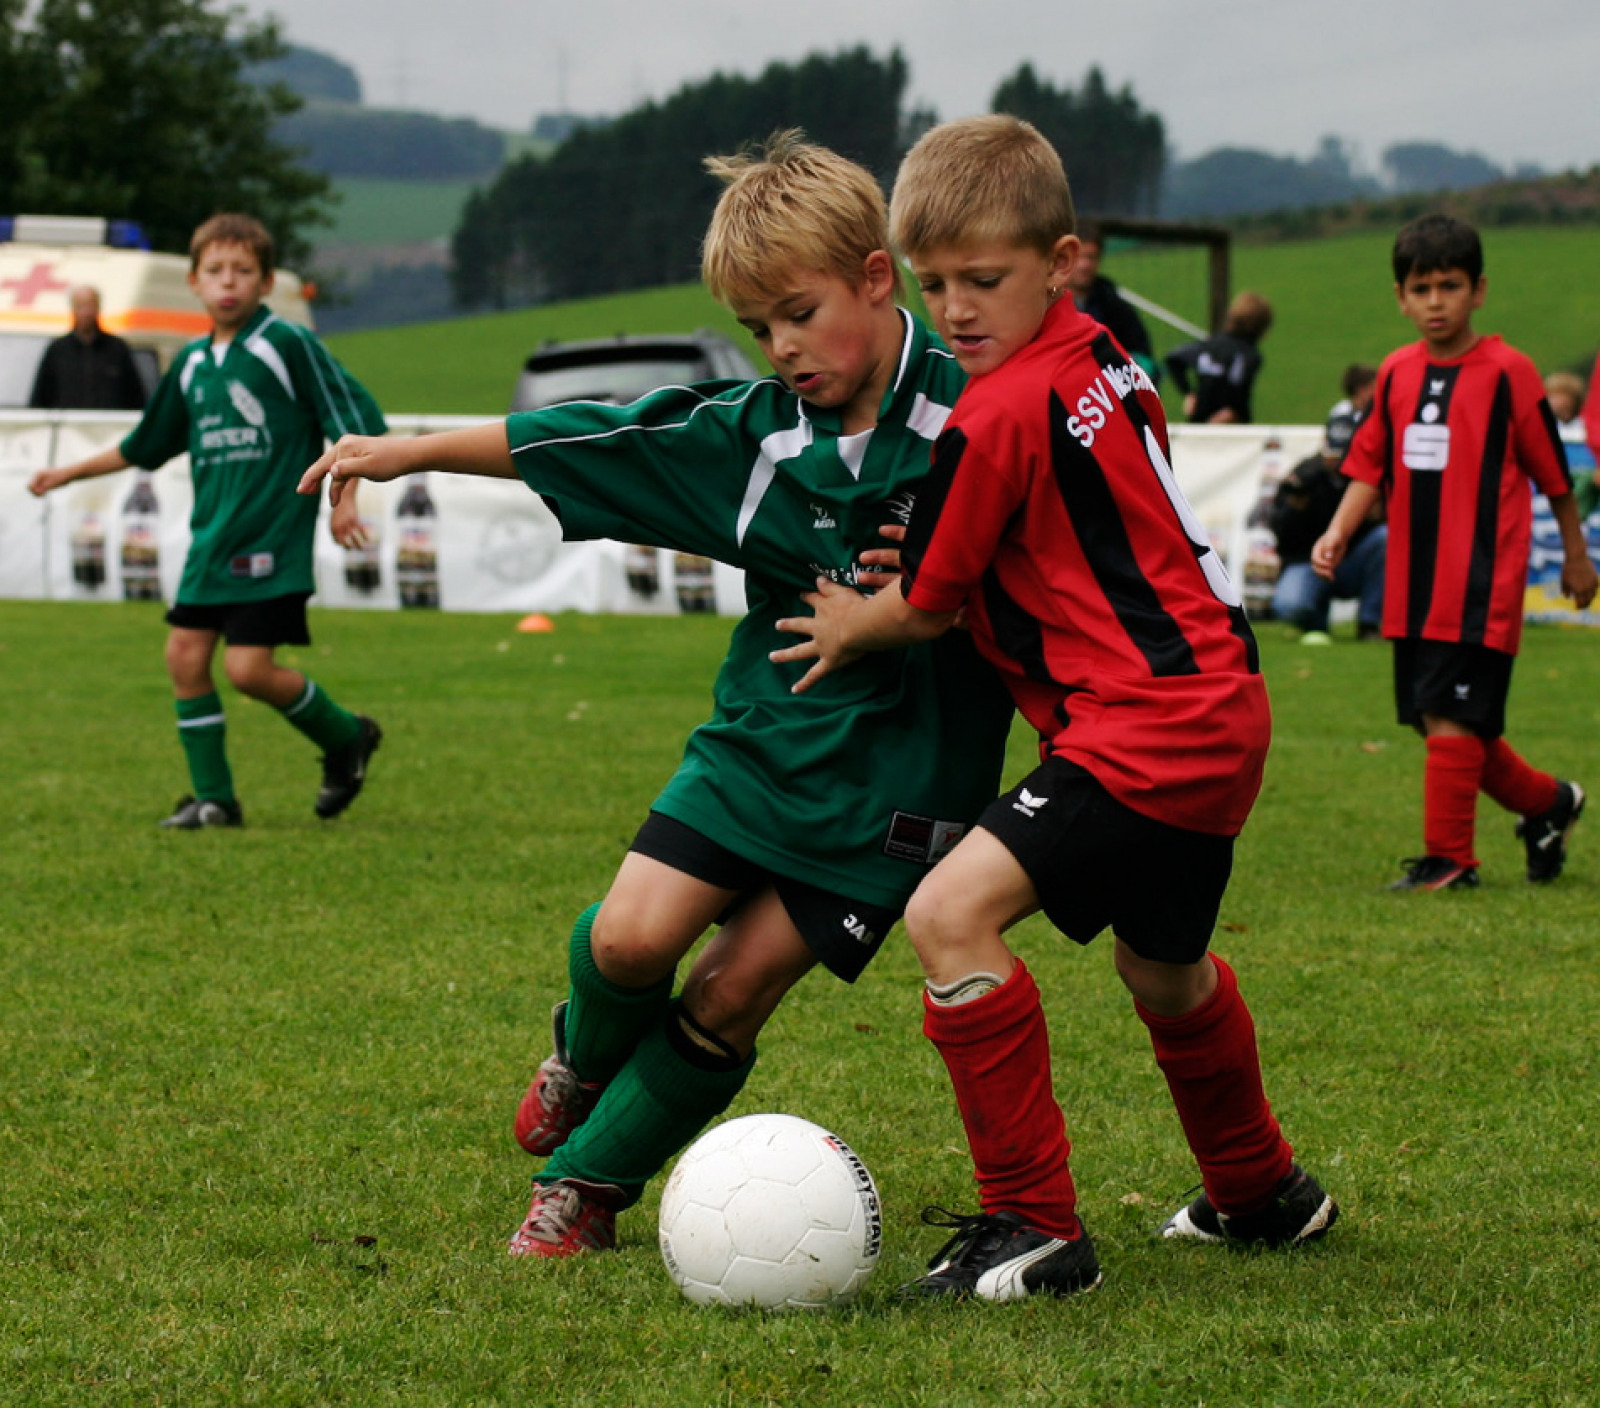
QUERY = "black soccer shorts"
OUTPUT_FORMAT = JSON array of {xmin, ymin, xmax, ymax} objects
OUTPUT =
[
  {"xmin": 629, "ymin": 810, "xmax": 901, "ymax": 983},
  {"xmin": 165, "ymin": 591, "xmax": 313, "ymax": 647},
  {"xmin": 977, "ymin": 756, "xmax": 1235, "ymax": 966}
]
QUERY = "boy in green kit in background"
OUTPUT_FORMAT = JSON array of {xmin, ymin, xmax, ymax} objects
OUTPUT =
[
  {"xmin": 31, "ymin": 214, "xmax": 386, "ymax": 828},
  {"xmin": 300, "ymin": 133, "xmax": 1014, "ymax": 1258}
]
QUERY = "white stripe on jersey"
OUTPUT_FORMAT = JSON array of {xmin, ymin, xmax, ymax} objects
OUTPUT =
[
  {"xmin": 178, "ymin": 347, "xmax": 208, "ymax": 396},
  {"xmin": 242, "ymin": 319, "xmax": 296, "ymax": 402},
  {"xmin": 906, "ymin": 392, "xmax": 952, "ymax": 442},
  {"xmin": 738, "ymin": 423, "xmax": 813, "ymax": 546}
]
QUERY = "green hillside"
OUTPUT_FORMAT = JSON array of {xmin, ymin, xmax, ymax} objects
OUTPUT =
[
  {"xmin": 327, "ymin": 226, "xmax": 1600, "ymax": 423},
  {"xmin": 322, "ymin": 176, "xmax": 483, "ymax": 246}
]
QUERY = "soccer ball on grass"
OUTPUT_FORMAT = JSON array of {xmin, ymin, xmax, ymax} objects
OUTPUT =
[{"xmin": 658, "ymin": 1112, "xmax": 881, "ymax": 1309}]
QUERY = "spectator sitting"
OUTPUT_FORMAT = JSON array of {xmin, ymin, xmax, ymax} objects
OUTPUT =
[
  {"xmin": 28, "ymin": 285, "xmax": 149, "ymax": 411},
  {"xmin": 1546, "ymin": 370, "xmax": 1596, "ymax": 516},
  {"xmin": 1270, "ymin": 404, "xmax": 1385, "ymax": 643},
  {"xmin": 1064, "ymin": 219, "xmax": 1161, "ymax": 385}
]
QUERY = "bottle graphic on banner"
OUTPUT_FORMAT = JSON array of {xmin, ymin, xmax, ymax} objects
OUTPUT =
[
  {"xmin": 120, "ymin": 472, "xmax": 162, "ymax": 601},
  {"xmin": 396, "ymin": 476, "xmax": 439, "ymax": 608},
  {"xmin": 71, "ymin": 510, "xmax": 107, "ymax": 592},
  {"xmin": 674, "ymin": 553, "xmax": 716, "ymax": 614},
  {"xmin": 625, "ymin": 544, "xmax": 661, "ymax": 597},
  {"xmin": 344, "ymin": 513, "xmax": 382, "ymax": 594},
  {"xmin": 1240, "ymin": 435, "xmax": 1286, "ymax": 620}
]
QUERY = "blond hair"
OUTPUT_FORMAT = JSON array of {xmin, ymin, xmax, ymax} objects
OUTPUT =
[
  {"xmin": 890, "ymin": 115, "xmax": 1075, "ymax": 259},
  {"xmin": 1544, "ymin": 370, "xmax": 1585, "ymax": 417},
  {"xmin": 189, "ymin": 213, "xmax": 275, "ymax": 277},
  {"xmin": 701, "ymin": 131, "xmax": 897, "ymax": 305},
  {"xmin": 1223, "ymin": 290, "xmax": 1273, "ymax": 341}
]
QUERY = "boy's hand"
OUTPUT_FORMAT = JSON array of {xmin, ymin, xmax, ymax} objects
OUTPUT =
[
  {"xmin": 300, "ymin": 434, "xmax": 407, "ymax": 507},
  {"xmin": 854, "ymin": 522, "xmax": 906, "ymax": 592},
  {"xmin": 329, "ymin": 484, "xmax": 368, "ymax": 549},
  {"xmin": 1310, "ymin": 528, "xmax": 1347, "ymax": 580},
  {"xmin": 28, "ymin": 468, "xmax": 67, "ymax": 497},
  {"xmin": 771, "ymin": 578, "xmax": 870, "ymax": 694},
  {"xmin": 1562, "ymin": 553, "xmax": 1599, "ymax": 610}
]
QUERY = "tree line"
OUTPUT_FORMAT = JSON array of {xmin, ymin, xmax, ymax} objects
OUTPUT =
[{"xmin": 450, "ymin": 52, "xmax": 1167, "ymax": 311}]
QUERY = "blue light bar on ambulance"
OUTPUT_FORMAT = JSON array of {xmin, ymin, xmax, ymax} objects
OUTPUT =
[{"xmin": 0, "ymin": 215, "xmax": 150, "ymax": 248}]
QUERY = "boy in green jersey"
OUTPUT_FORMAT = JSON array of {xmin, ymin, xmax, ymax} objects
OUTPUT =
[
  {"xmin": 299, "ymin": 133, "xmax": 1014, "ymax": 1258},
  {"xmin": 30, "ymin": 214, "xmax": 387, "ymax": 828}
]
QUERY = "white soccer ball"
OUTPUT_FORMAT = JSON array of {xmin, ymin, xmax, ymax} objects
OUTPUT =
[{"xmin": 658, "ymin": 1113, "xmax": 882, "ymax": 1310}]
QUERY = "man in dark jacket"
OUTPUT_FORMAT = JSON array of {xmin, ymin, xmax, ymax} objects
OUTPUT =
[{"xmin": 29, "ymin": 285, "xmax": 148, "ymax": 411}]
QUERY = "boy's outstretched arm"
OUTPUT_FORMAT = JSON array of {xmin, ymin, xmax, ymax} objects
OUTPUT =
[
  {"xmin": 298, "ymin": 422, "xmax": 517, "ymax": 507},
  {"xmin": 1311, "ymin": 479, "xmax": 1381, "ymax": 579},
  {"xmin": 771, "ymin": 577, "xmax": 957, "ymax": 694}
]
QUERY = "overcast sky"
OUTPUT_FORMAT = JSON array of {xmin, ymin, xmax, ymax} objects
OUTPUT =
[{"xmin": 244, "ymin": 0, "xmax": 1599, "ymax": 175}]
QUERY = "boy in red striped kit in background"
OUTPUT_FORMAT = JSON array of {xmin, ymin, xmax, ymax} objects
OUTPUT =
[{"xmin": 1315, "ymin": 214, "xmax": 1597, "ymax": 891}]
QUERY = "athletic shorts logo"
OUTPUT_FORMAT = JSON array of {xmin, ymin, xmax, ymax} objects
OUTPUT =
[
  {"xmin": 1454, "ymin": 682, "xmax": 1471, "ymax": 700},
  {"xmin": 1012, "ymin": 788, "xmax": 1049, "ymax": 819},
  {"xmin": 841, "ymin": 913, "xmax": 877, "ymax": 947}
]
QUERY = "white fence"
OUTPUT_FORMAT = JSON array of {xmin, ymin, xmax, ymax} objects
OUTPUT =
[{"xmin": 0, "ymin": 411, "xmax": 1363, "ymax": 618}]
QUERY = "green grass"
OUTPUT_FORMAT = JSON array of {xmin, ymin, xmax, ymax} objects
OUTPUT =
[
  {"xmin": 3, "ymin": 602, "xmax": 1599, "ymax": 1405},
  {"xmin": 326, "ymin": 226, "xmax": 1600, "ymax": 426}
]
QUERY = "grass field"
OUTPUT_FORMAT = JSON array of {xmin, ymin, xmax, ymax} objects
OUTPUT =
[
  {"xmin": 3, "ymin": 602, "xmax": 1599, "ymax": 1406},
  {"xmin": 324, "ymin": 226, "xmax": 1600, "ymax": 426}
]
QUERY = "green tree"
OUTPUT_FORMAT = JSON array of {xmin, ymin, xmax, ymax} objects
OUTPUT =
[
  {"xmin": 453, "ymin": 47, "xmax": 909, "ymax": 309},
  {"xmin": 2, "ymin": 0, "xmax": 333, "ymax": 267},
  {"xmin": 991, "ymin": 64, "xmax": 1165, "ymax": 217}
]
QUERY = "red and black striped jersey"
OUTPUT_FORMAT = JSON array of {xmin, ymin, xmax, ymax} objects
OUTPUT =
[
  {"xmin": 902, "ymin": 298, "xmax": 1269, "ymax": 837},
  {"xmin": 1342, "ymin": 335, "xmax": 1571, "ymax": 655}
]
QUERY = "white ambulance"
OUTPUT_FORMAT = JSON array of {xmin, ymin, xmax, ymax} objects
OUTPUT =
[{"xmin": 0, "ymin": 213, "xmax": 315, "ymax": 407}]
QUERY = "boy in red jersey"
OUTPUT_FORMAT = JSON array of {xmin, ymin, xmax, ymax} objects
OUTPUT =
[
  {"xmin": 1314, "ymin": 214, "xmax": 1597, "ymax": 890},
  {"xmin": 773, "ymin": 115, "xmax": 1336, "ymax": 1301}
]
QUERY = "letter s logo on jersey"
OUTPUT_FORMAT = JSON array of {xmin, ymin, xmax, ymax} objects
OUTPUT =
[{"xmin": 1402, "ymin": 423, "xmax": 1450, "ymax": 472}]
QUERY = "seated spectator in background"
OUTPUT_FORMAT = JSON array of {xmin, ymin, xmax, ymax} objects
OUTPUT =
[
  {"xmin": 1064, "ymin": 219, "xmax": 1161, "ymax": 385},
  {"xmin": 1165, "ymin": 290, "xmax": 1273, "ymax": 424},
  {"xmin": 1326, "ymin": 362, "xmax": 1377, "ymax": 442},
  {"xmin": 1547, "ymin": 369, "xmax": 1596, "ymax": 517},
  {"xmin": 28, "ymin": 285, "xmax": 148, "ymax": 411},
  {"xmin": 1270, "ymin": 406, "xmax": 1385, "ymax": 642}
]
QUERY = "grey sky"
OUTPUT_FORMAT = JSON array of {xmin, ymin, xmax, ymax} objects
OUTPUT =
[{"xmin": 245, "ymin": 0, "xmax": 1599, "ymax": 175}]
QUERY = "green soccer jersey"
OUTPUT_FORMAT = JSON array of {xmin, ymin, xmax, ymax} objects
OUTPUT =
[
  {"xmin": 507, "ymin": 310, "xmax": 1014, "ymax": 909},
  {"xmin": 121, "ymin": 305, "xmax": 386, "ymax": 605}
]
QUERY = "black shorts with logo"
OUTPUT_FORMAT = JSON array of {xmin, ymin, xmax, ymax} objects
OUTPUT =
[
  {"xmin": 165, "ymin": 591, "xmax": 313, "ymax": 647},
  {"xmin": 1392, "ymin": 638, "xmax": 1513, "ymax": 739},
  {"xmin": 629, "ymin": 811, "xmax": 901, "ymax": 983},
  {"xmin": 977, "ymin": 757, "xmax": 1235, "ymax": 966}
]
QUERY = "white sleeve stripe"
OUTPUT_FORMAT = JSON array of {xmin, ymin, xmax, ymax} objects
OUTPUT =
[
  {"xmin": 509, "ymin": 381, "xmax": 771, "ymax": 456},
  {"xmin": 278, "ymin": 319, "xmax": 368, "ymax": 436}
]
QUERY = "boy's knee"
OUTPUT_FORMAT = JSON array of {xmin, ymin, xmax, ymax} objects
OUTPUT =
[{"xmin": 588, "ymin": 900, "xmax": 681, "ymax": 988}]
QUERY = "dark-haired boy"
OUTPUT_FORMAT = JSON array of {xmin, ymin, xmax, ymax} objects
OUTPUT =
[{"xmin": 1314, "ymin": 213, "xmax": 1597, "ymax": 889}]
